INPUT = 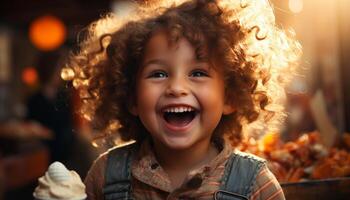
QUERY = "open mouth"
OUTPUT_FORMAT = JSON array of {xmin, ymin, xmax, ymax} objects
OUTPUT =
[{"xmin": 162, "ymin": 106, "xmax": 197, "ymax": 127}]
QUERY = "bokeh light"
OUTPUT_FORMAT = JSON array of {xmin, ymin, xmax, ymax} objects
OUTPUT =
[
  {"xmin": 289, "ymin": 0, "xmax": 303, "ymax": 14},
  {"xmin": 22, "ymin": 67, "xmax": 38, "ymax": 86},
  {"xmin": 29, "ymin": 15, "xmax": 67, "ymax": 51},
  {"xmin": 111, "ymin": 0, "xmax": 137, "ymax": 18}
]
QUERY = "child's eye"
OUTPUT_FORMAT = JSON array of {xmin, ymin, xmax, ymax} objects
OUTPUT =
[
  {"xmin": 190, "ymin": 70, "xmax": 209, "ymax": 77},
  {"xmin": 147, "ymin": 71, "xmax": 168, "ymax": 78}
]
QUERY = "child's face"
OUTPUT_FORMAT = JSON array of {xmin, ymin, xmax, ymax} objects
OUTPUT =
[{"xmin": 131, "ymin": 31, "xmax": 234, "ymax": 150}]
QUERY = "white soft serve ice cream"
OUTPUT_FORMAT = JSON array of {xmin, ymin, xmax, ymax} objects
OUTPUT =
[{"xmin": 33, "ymin": 162, "xmax": 87, "ymax": 200}]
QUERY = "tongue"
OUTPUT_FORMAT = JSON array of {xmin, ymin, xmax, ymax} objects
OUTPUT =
[{"xmin": 164, "ymin": 112, "xmax": 195, "ymax": 127}]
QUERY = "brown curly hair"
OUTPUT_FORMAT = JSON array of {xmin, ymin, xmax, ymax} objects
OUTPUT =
[{"xmin": 61, "ymin": 0, "xmax": 301, "ymax": 145}]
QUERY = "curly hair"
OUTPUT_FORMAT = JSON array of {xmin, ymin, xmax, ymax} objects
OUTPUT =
[{"xmin": 61, "ymin": 0, "xmax": 301, "ymax": 145}]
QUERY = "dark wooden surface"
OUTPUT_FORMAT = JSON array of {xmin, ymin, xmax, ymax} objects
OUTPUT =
[
  {"xmin": 1, "ymin": 145, "xmax": 49, "ymax": 189},
  {"xmin": 281, "ymin": 178, "xmax": 350, "ymax": 200}
]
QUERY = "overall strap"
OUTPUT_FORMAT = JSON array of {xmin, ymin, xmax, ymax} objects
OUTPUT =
[
  {"xmin": 214, "ymin": 151, "xmax": 266, "ymax": 200},
  {"xmin": 103, "ymin": 143, "xmax": 138, "ymax": 200}
]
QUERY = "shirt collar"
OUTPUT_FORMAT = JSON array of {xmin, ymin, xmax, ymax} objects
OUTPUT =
[{"xmin": 131, "ymin": 138, "xmax": 233, "ymax": 192}]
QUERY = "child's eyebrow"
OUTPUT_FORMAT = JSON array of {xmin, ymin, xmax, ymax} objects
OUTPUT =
[
  {"xmin": 141, "ymin": 59, "xmax": 211, "ymax": 70},
  {"xmin": 142, "ymin": 59, "xmax": 169, "ymax": 68}
]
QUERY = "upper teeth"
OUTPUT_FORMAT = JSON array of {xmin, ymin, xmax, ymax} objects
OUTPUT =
[{"xmin": 163, "ymin": 106, "xmax": 195, "ymax": 113}]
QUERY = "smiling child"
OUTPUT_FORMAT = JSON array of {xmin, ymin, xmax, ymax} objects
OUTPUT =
[{"xmin": 62, "ymin": 0, "xmax": 301, "ymax": 199}]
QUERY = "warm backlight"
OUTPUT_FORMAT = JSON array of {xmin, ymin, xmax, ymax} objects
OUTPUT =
[{"xmin": 288, "ymin": 0, "xmax": 303, "ymax": 14}]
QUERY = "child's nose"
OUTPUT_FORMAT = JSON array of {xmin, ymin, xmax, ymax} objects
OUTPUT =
[{"xmin": 165, "ymin": 76, "xmax": 189, "ymax": 97}]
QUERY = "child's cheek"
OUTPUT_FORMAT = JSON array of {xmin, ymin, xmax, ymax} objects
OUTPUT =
[{"xmin": 136, "ymin": 81, "xmax": 162, "ymax": 111}]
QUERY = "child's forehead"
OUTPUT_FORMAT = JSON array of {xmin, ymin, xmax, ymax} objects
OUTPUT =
[
  {"xmin": 144, "ymin": 31, "xmax": 181, "ymax": 54},
  {"xmin": 142, "ymin": 30, "xmax": 209, "ymax": 64},
  {"xmin": 144, "ymin": 29, "xmax": 210, "ymax": 59}
]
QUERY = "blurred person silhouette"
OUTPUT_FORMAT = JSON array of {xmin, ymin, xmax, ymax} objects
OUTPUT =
[{"xmin": 25, "ymin": 51, "xmax": 76, "ymax": 165}]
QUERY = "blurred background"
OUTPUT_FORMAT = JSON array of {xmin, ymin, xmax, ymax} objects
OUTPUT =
[{"xmin": 0, "ymin": 0, "xmax": 349, "ymax": 199}]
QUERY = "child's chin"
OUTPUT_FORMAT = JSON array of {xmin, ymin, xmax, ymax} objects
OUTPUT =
[{"xmin": 163, "ymin": 138, "xmax": 194, "ymax": 150}]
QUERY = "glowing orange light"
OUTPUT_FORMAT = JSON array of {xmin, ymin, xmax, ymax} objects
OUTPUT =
[
  {"xmin": 22, "ymin": 67, "xmax": 38, "ymax": 86},
  {"xmin": 29, "ymin": 15, "xmax": 67, "ymax": 51}
]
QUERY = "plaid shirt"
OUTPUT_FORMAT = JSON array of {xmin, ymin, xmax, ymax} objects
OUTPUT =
[{"xmin": 85, "ymin": 140, "xmax": 285, "ymax": 200}]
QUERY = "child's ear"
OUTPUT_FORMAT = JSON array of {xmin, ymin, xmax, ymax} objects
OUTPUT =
[{"xmin": 223, "ymin": 104, "xmax": 235, "ymax": 115}]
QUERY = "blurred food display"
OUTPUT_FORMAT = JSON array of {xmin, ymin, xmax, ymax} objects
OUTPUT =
[{"xmin": 237, "ymin": 132, "xmax": 350, "ymax": 183}]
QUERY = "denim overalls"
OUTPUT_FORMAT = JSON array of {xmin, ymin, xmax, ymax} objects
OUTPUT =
[{"xmin": 103, "ymin": 143, "xmax": 265, "ymax": 200}]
